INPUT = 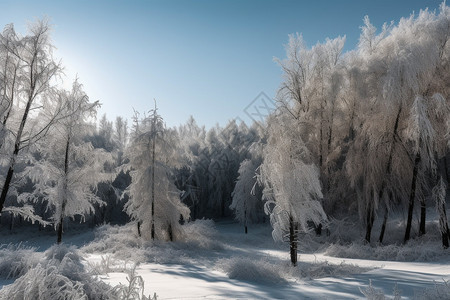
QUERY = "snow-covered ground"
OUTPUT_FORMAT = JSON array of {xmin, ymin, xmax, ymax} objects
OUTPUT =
[
  {"xmin": 1, "ymin": 220, "xmax": 449, "ymax": 299},
  {"xmin": 86, "ymin": 221, "xmax": 450, "ymax": 299}
]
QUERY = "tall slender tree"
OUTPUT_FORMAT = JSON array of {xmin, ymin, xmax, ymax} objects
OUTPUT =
[
  {"xmin": 0, "ymin": 20, "xmax": 62, "ymax": 214},
  {"xmin": 258, "ymin": 113, "xmax": 327, "ymax": 266},
  {"xmin": 24, "ymin": 79, "xmax": 106, "ymax": 243},
  {"xmin": 125, "ymin": 102, "xmax": 189, "ymax": 241}
]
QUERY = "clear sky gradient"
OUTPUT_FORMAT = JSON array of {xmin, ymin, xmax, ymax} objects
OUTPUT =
[{"xmin": 0, "ymin": 0, "xmax": 442, "ymax": 128}]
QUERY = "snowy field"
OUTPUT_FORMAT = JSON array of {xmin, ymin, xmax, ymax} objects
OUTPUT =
[{"xmin": 1, "ymin": 220, "xmax": 449, "ymax": 299}]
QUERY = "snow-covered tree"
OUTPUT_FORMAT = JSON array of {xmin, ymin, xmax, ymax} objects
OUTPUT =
[
  {"xmin": 24, "ymin": 79, "xmax": 106, "ymax": 243},
  {"xmin": 399, "ymin": 5, "xmax": 450, "ymax": 242},
  {"xmin": 275, "ymin": 33, "xmax": 348, "ymax": 224},
  {"xmin": 0, "ymin": 20, "xmax": 63, "ymax": 215},
  {"xmin": 114, "ymin": 116, "xmax": 128, "ymax": 166},
  {"xmin": 125, "ymin": 103, "xmax": 189, "ymax": 241},
  {"xmin": 432, "ymin": 177, "xmax": 449, "ymax": 248},
  {"xmin": 0, "ymin": 24, "xmax": 20, "ymax": 142},
  {"xmin": 258, "ymin": 113, "xmax": 327, "ymax": 266},
  {"xmin": 230, "ymin": 159, "xmax": 264, "ymax": 233}
]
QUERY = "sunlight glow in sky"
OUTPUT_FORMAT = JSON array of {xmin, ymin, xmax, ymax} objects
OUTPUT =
[{"xmin": 0, "ymin": 0, "xmax": 442, "ymax": 128}]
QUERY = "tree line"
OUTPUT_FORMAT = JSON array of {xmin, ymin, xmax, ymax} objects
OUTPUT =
[{"xmin": 1, "ymin": 4, "xmax": 449, "ymax": 265}]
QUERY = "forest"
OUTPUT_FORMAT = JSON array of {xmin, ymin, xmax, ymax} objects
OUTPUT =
[{"xmin": 0, "ymin": 3, "xmax": 449, "ymax": 300}]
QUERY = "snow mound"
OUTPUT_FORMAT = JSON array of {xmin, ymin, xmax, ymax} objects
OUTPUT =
[
  {"xmin": 178, "ymin": 219, "xmax": 223, "ymax": 250},
  {"xmin": 0, "ymin": 264, "xmax": 87, "ymax": 300},
  {"xmin": 144, "ymin": 219, "xmax": 224, "ymax": 265},
  {"xmin": 218, "ymin": 257, "xmax": 287, "ymax": 285},
  {"xmin": 82, "ymin": 223, "xmax": 148, "ymax": 262},
  {"xmin": 218, "ymin": 256, "xmax": 370, "ymax": 285},
  {"xmin": 0, "ymin": 244, "xmax": 116, "ymax": 299},
  {"xmin": 295, "ymin": 260, "xmax": 373, "ymax": 280},
  {"xmin": 0, "ymin": 243, "xmax": 41, "ymax": 279},
  {"xmin": 82, "ymin": 220, "xmax": 223, "ymax": 265}
]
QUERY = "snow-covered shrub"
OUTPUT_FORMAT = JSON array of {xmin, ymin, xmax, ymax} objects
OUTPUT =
[
  {"xmin": 143, "ymin": 219, "xmax": 224, "ymax": 265},
  {"xmin": 0, "ymin": 244, "xmax": 116, "ymax": 299},
  {"xmin": 360, "ymin": 280, "xmax": 389, "ymax": 300},
  {"xmin": 81, "ymin": 223, "xmax": 148, "ymax": 262},
  {"xmin": 83, "ymin": 220, "xmax": 223, "ymax": 265},
  {"xmin": 0, "ymin": 243, "xmax": 41, "ymax": 279},
  {"xmin": 218, "ymin": 255, "xmax": 371, "ymax": 284},
  {"xmin": 88, "ymin": 254, "xmax": 128, "ymax": 275},
  {"xmin": 218, "ymin": 257, "xmax": 287, "ymax": 285},
  {"xmin": 293, "ymin": 260, "xmax": 372, "ymax": 280},
  {"xmin": 0, "ymin": 264, "xmax": 87, "ymax": 300},
  {"xmin": 360, "ymin": 281, "xmax": 403, "ymax": 300},
  {"xmin": 325, "ymin": 236, "xmax": 449, "ymax": 262},
  {"xmin": 113, "ymin": 266, "xmax": 158, "ymax": 300},
  {"xmin": 176, "ymin": 219, "xmax": 222, "ymax": 250}
]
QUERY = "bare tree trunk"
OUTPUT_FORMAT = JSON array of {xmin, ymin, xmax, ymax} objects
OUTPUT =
[
  {"xmin": 419, "ymin": 198, "xmax": 426, "ymax": 236},
  {"xmin": 244, "ymin": 201, "xmax": 248, "ymax": 234},
  {"xmin": 0, "ymin": 164, "xmax": 16, "ymax": 213},
  {"xmin": 289, "ymin": 215, "xmax": 298, "ymax": 266},
  {"xmin": 378, "ymin": 205, "xmax": 388, "ymax": 244},
  {"xmin": 404, "ymin": 152, "xmax": 421, "ymax": 244},
  {"xmin": 137, "ymin": 221, "xmax": 141, "ymax": 237},
  {"xmin": 315, "ymin": 223, "xmax": 322, "ymax": 236},
  {"xmin": 57, "ymin": 137, "xmax": 70, "ymax": 244},
  {"xmin": 56, "ymin": 218, "xmax": 64, "ymax": 244},
  {"xmin": 0, "ymin": 69, "xmax": 36, "ymax": 213},
  {"xmin": 365, "ymin": 197, "xmax": 375, "ymax": 244},
  {"xmin": 168, "ymin": 223, "xmax": 173, "ymax": 241}
]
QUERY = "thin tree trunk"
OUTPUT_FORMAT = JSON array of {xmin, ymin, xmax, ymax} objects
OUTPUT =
[
  {"xmin": 315, "ymin": 223, "xmax": 322, "ymax": 236},
  {"xmin": 365, "ymin": 198, "xmax": 374, "ymax": 244},
  {"xmin": 137, "ymin": 221, "xmax": 141, "ymax": 237},
  {"xmin": 0, "ymin": 76, "xmax": 36, "ymax": 213},
  {"xmin": 56, "ymin": 218, "xmax": 64, "ymax": 244},
  {"xmin": 57, "ymin": 137, "xmax": 70, "ymax": 244},
  {"xmin": 289, "ymin": 215, "xmax": 298, "ymax": 266},
  {"xmin": 0, "ymin": 165, "xmax": 16, "ymax": 213},
  {"xmin": 378, "ymin": 205, "xmax": 388, "ymax": 244},
  {"xmin": 419, "ymin": 198, "xmax": 426, "ymax": 236},
  {"xmin": 244, "ymin": 201, "xmax": 248, "ymax": 234},
  {"xmin": 404, "ymin": 152, "xmax": 421, "ymax": 244},
  {"xmin": 168, "ymin": 223, "xmax": 173, "ymax": 241}
]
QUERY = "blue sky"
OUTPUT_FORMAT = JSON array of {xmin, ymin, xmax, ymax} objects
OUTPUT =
[{"xmin": 0, "ymin": 0, "xmax": 442, "ymax": 128}]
